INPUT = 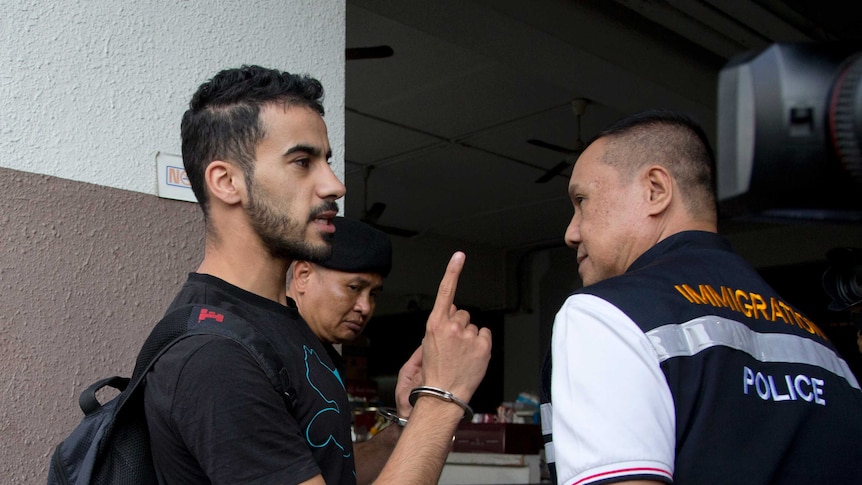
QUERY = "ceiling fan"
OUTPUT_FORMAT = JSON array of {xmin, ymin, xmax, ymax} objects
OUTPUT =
[
  {"xmin": 346, "ymin": 45, "xmax": 394, "ymax": 61},
  {"xmin": 360, "ymin": 165, "xmax": 419, "ymax": 238},
  {"xmin": 529, "ymin": 98, "xmax": 590, "ymax": 183}
]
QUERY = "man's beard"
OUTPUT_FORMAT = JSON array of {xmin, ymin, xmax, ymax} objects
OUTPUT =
[{"xmin": 245, "ymin": 178, "xmax": 336, "ymax": 262}]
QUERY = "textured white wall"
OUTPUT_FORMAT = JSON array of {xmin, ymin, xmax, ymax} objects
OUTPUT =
[{"xmin": 1, "ymin": 0, "xmax": 346, "ymax": 192}]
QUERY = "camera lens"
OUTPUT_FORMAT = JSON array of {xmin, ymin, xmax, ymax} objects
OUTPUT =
[
  {"xmin": 836, "ymin": 268, "xmax": 862, "ymax": 307},
  {"xmin": 823, "ymin": 248, "xmax": 862, "ymax": 311}
]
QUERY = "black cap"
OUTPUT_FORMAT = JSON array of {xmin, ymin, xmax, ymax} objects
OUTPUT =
[
  {"xmin": 318, "ymin": 217, "xmax": 392, "ymax": 277},
  {"xmin": 822, "ymin": 247, "xmax": 862, "ymax": 312}
]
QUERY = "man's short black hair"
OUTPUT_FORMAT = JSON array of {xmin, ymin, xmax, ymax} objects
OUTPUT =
[
  {"xmin": 181, "ymin": 65, "xmax": 325, "ymax": 216},
  {"xmin": 594, "ymin": 109, "xmax": 717, "ymax": 219}
]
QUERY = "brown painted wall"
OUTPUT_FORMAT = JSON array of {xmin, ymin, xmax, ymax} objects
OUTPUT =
[{"xmin": 0, "ymin": 167, "xmax": 204, "ymax": 482}]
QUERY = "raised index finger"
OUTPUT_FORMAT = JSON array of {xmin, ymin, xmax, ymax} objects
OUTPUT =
[{"xmin": 430, "ymin": 251, "xmax": 465, "ymax": 319}]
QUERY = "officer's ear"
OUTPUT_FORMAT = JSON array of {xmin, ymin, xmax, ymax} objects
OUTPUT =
[
  {"xmin": 291, "ymin": 261, "xmax": 314, "ymax": 293},
  {"xmin": 644, "ymin": 164, "xmax": 673, "ymax": 216}
]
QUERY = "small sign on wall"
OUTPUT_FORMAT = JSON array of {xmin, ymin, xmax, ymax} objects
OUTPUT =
[{"xmin": 156, "ymin": 152, "xmax": 198, "ymax": 203}]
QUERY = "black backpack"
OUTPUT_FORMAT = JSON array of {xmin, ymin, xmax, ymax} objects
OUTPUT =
[{"xmin": 47, "ymin": 303, "xmax": 291, "ymax": 485}]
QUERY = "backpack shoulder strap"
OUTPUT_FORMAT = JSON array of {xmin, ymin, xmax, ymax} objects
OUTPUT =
[
  {"xmin": 106, "ymin": 302, "xmax": 295, "ymax": 431},
  {"xmin": 133, "ymin": 303, "xmax": 294, "ymax": 410},
  {"xmin": 177, "ymin": 305, "xmax": 292, "ymax": 404}
]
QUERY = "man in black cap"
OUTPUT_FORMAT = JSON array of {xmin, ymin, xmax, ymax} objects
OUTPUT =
[
  {"xmin": 287, "ymin": 217, "xmax": 408, "ymax": 485},
  {"xmin": 287, "ymin": 216, "xmax": 392, "ymax": 346}
]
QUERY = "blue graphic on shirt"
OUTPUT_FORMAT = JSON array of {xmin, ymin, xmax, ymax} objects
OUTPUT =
[{"xmin": 303, "ymin": 345, "xmax": 351, "ymax": 458}]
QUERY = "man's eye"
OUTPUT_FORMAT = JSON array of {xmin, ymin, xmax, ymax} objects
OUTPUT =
[{"xmin": 294, "ymin": 158, "xmax": 310, "ymax": 168}]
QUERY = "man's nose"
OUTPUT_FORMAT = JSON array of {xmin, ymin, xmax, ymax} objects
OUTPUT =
[
  {"xmin": 317, "ymin": 163, "xmax": 346, "ymax": 200},
  {"xmin": 354, "ymin": 295, "xmax": 372, "ymax": 315},
  {"xmin": 564, "ymin": 219, "xmax": 580, "ymax": 249}
]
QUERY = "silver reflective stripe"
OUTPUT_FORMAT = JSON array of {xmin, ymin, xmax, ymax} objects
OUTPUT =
[
  {"xmin": 540, "ymin": 403, "xmax": 555, "ymax": 463},
  {"xmin": 646, "ymin": 316, "xmax": 860, "ymax": 390}
]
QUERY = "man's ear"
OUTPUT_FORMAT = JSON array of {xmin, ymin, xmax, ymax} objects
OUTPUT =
[
  {"xmin": 204, "ymin": 160, "xmax": 244, "ymax": 206},
  {"xmin": 644, "ymin": 165, "xmax": 673, "ymax": 216}
]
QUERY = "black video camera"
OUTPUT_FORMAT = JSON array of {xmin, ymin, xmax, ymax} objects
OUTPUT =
[
  {"xmin": 717, "ymin": 42, "xmax": 862, "ymax": 221},
  {"xmin": 823, "ymin": 247, "xmax": 862, "ymax": 314}
]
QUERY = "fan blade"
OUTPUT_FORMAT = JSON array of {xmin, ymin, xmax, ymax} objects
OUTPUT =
[
  {"xmin": 534, "ymin": 161, "xmax": 570, "ymax": 183},
  {"xmin": 346, "ymin": 45, "xmax": 394, "ymax": 60},
  {"xmin": 371, "ymin": 222, "xmax": 419, "ymax": 238},
  {"xmin": 358, "ymin": 163, "xmax": 415, "ymax": 236},
  {"xmin": 363, "ymin": 202, "xmax": 386, "ymax": 224},
  {"xmin": 527, "ymin": 138, "xmax": 577, "ymax": 154},
  {"xmin": 361, "ymin": 202, "xmax": 417, "ymax": 237}
]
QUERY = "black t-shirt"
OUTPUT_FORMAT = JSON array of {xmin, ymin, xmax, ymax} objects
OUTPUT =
[{"xmin": 144, "ymin": 273, "xmax": 356, "ymax": 485}]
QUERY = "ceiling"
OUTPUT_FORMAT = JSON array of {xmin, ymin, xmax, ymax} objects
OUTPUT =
[{"xmin": 344, "ymin": 0, "xmax": 861, "ymax": 252}]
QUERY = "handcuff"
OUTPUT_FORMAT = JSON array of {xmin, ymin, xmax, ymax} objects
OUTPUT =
[{"xmin": 376, "ymin": 406, "xmax": 408, "ymax": 427}]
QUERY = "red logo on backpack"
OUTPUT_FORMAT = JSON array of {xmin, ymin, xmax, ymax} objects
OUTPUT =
[{"xmin": 198, "ymin": 309, "xmax": 224, "ymax": 323}]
